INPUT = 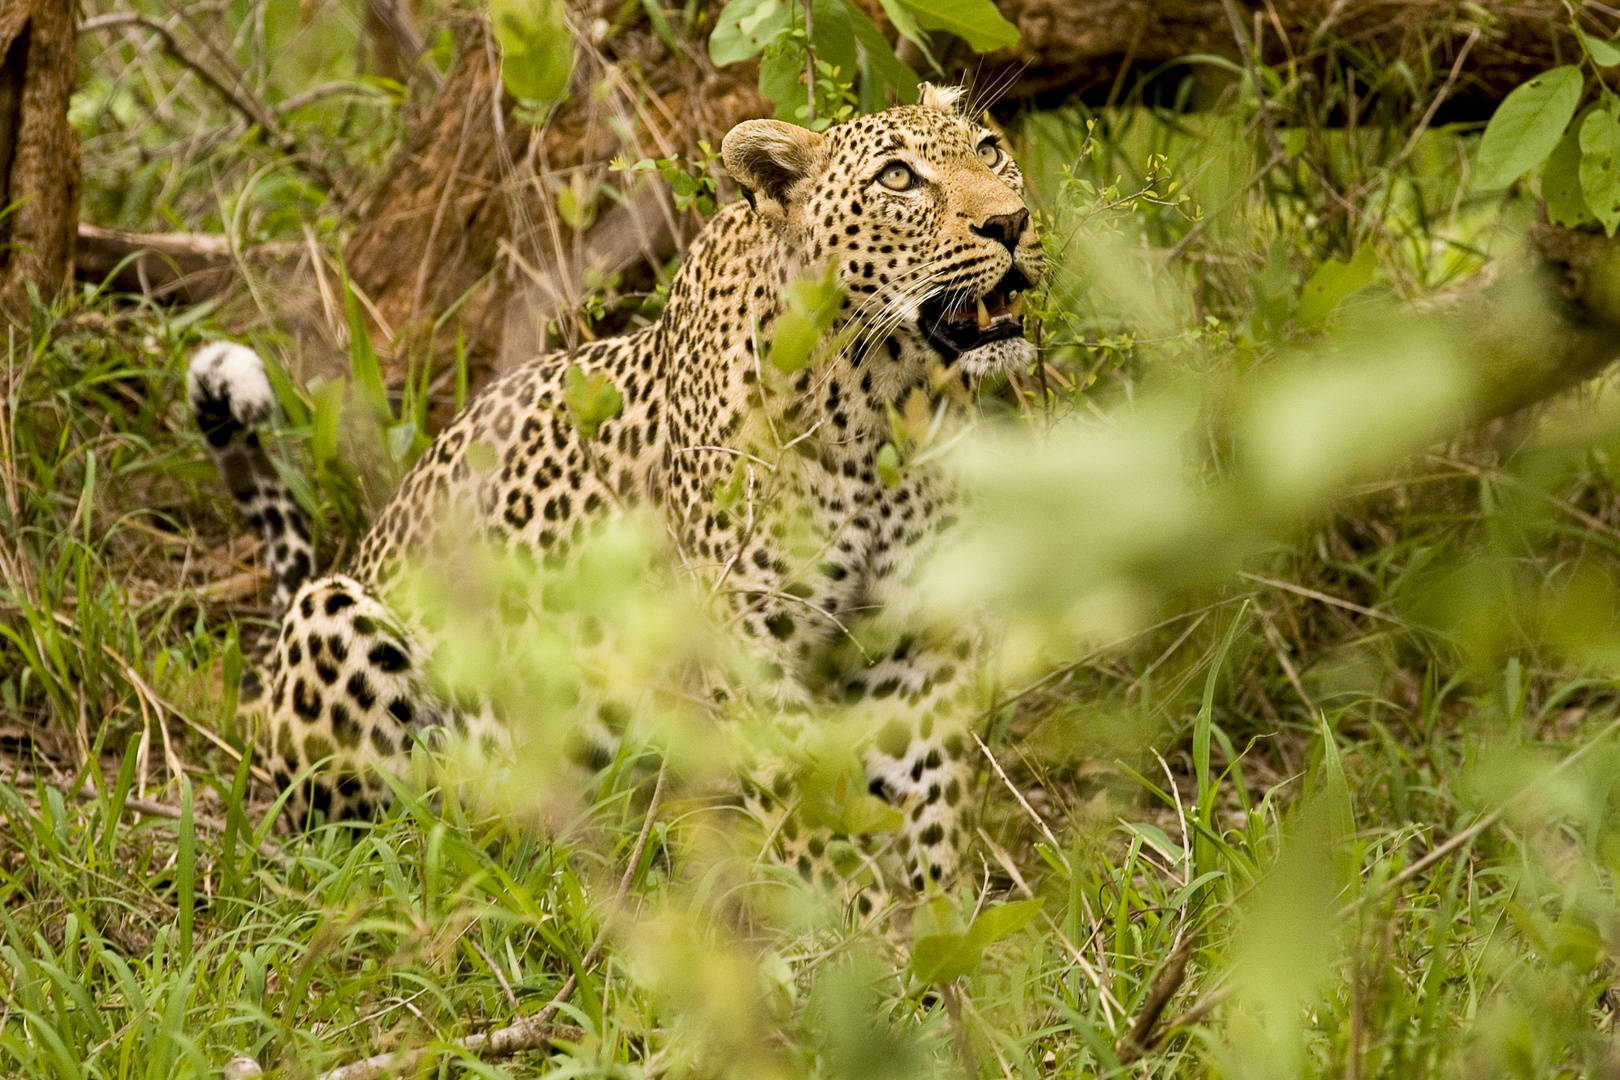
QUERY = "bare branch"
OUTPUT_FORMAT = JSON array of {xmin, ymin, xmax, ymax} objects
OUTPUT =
[{"xmin": 79, "ymin": 12, "xmax": 340, "ymax": 195}]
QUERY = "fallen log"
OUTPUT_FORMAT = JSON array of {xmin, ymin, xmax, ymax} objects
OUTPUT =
[
  {"xmin": 951, "ymin": 0, "xmax": 1606, "ymax": 116},
  {"xmin": 74, "ymin": 224, "xmax": 299, "ymax": 303}
]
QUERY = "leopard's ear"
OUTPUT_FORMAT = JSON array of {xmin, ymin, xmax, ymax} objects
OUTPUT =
[
  {"xmin": 918, "ymin": 82, "xmax": 965, "ymax": 114},
  {"xmin": 722, "ymin": 120, "xmax": 826, "ymax": 224}
]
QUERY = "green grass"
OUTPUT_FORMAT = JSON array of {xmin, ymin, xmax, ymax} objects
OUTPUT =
[{"xmin": 11, "ymin": 3, "xmax": 1620, "ymax": 1078}]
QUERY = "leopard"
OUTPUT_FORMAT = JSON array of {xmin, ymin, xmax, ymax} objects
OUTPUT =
[{"xmin": 189, "ymin": 83, "xmax": 1044, "ymax": 908}]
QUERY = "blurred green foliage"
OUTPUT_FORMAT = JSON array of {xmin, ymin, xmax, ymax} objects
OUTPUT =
[
  {"xmin": 13, "ymin": 2, "xmax": 1620, "ymax": 1079},
  {"xmin": 491, "ymin": 0, "xmax": 574, "ymax": 103}
]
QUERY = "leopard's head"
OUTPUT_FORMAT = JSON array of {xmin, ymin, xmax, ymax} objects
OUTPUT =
[{"xmin": 723, "ymin": 84, "xmax": 1044, "ymax": 379}]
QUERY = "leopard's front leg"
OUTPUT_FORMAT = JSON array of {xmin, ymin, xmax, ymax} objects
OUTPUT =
[{"xmin": 845, "ymin": 639, "xmax": 980, "ymax": 892}]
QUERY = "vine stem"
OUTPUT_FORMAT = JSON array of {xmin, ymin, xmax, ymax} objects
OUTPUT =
[{"xmin": 803, "ymin": 0, "xmax": 816, "ymax": 127}]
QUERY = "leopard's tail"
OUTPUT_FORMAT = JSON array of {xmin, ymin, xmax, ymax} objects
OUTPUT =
[{"xmin": 188, "ymin": 343, "xmax": 315, "ymax": 618}]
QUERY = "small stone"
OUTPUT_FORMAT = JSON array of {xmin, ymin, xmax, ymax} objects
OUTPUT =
[{"xmin": 223, "ymin": 1056, "xmax": 263, "ymax": 1080}]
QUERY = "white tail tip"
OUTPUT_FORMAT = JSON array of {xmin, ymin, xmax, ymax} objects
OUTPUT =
[{"xmin": 188, "ymin": 342, "xmax": 276, "ymax": 427}]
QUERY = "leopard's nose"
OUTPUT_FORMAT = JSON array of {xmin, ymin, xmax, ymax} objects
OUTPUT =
[{"xmin": 971, "ymin": 209, "xmax": 1029, "ymax": 252}]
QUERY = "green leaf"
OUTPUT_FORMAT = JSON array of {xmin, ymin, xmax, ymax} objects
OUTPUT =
[
  {"xmin": 491, "ymin": 0, "xmax": 575, "ymax": 103},
  {"xmin": 640, "ymin": 0, "xmax": 680, "ymax": 51},
  {"xmin": 851, "ymin": 3, "xmax": 920, "ymax": 103},
  {"xmin": 809, "ymin": 0, "xmax": 858, "ymax": 94},
  {"xmin": 177, "ymin": 776, "xmax": 195, "ymax": 960},
  {"xmin": 768, "ymin": 270, "xmax": 843, "ymax": 372},
  {"xmin": 221, "ymin": 632, "xmax": 242, "ymax": 732},
  {"xmin": 1317, "ymin": 713, "xmax": 1355, "ymax": 842},
  {"xmin": 892, "ymin": 0, "xmax": 1016, "ymax": 53},
  {"xmin": 341, "ymin": 272, "xmax": 390, "ymax": 421},
  {"xmin": 1474, "ymin": 65, "xmax": 1583, "ymax": 189},
  {"xmin": 964, "ymin": 899, "xmax": 1042, "ymax": 948},
  {"xmin": 912, "ymin": 894, "xmax": 968, "ymax": 940},
  {"xmin": 1543, "ymin": 111, "xmax": 1596, "ymax": 227},
  {"xmin": 1577, "ymin": 25, "xmax": 1620, "ymax": 68},
  {"xmin": 430, "ymin": 27, "xmax": 456, "ymax": 71},
  {"xmin": 386, "ymin": 421, "xmax": 419, "ymax": 464},
  {"xmin": 1580, "ymin": 107, "xmax": 1620, "ymax": 236},
  {"xmin": 876, "ymin": 442, "xmax": 902, "ymax": 487},
  {"xmin": 310, "ymin": 377, "xmax": 346, "ymax": 474},
  {"xmin": 875, "ymin": 0, "xmax": 928, "ymax": 54},
  {"xmin": 910, "ymin": 898, "xmax": 1041, "ymax": 983},
  {"xmin": 710, "ymin": 0, "xmax": 792, "ymax": 65},
  {"xmin": 839, "ymin": 793, "xmax": 905, "ymax": 834},
  {"xmin": 910, "ymin": 934, "xmax": 976, "ymax": 983},
  {"xmin": 1295, "ymin": 244, "xmax": 1376, "ymax": 326},
  {"xmin": 258, "ymin": 350, "xmax": 308, "ymax": 428},
  {"xmin": 564, "ymin": 365, "xmax": 625, "ymax": 439},
  {"xmin": 713, "ymin": 464, "xmax": 745, "ymax": 508},
  {"xmin": 910, "ymin": 896, "xmax": 974, "ymax": 983},
  {"xmin": 556, "ymin": 184, "xmax": 596, "ymax": 230},
  {"xmin": 758, "ymin": 31, "xmax": 809, "ymax": 115}
]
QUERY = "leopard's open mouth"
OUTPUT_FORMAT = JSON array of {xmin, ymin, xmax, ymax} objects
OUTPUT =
[{"xmin": 918, "ymin": 266, "xmax": 1031, "ymax": 362}]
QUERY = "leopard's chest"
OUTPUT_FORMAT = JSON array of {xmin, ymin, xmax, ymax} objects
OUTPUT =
[{"xmin": 797, "ymin": 449, "xmax": 948, "ymax": 617}]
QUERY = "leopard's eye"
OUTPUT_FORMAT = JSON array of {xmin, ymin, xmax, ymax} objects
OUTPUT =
[
  {"xmin": 878, "ymin": 162, "xmax": 916, "ymax": 191},
  {"xmin": 976, "ymin": 139, "xmax": 1002, "ymax": 167}
]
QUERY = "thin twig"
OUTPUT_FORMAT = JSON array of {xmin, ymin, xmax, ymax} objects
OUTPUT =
[
  {"xmin": 1257, "ymin": 610, "xmax": 1312, "ymax": 712},
  {"xmin": 59, "ymin": 781, "xmax": 284, "ymax": 861},
  {"xmin": 316, "ymin": 765, "xmax": 667, "ymax": 1080},
  {"xmin": 82, "ymin": 13, "xmax": 288, "ymax": 149},
  {"xmin": 1149, "ymin": 979, "xmax": 1231, "ymax": 1045},
  {"xmin": 80, "ymin": 12, "xmax": 339, "ymax": 196},
  {"xmin": 1387, "ymin": 28, "xmax": 1480, "ymax": 176},
  {"xmin": 971, "ymin": 731, "xmax": 1066, "ymax": 866},
  {"xmin": 1237, "ymin": 571, "xmax": 1405, "ymax": 626},
  {"xmin": 1219, "ymin": 0, "xmax": 1286, "ymax": 160}
]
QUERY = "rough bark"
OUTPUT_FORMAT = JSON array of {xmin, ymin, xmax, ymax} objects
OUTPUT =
[
  {"xmin": 1468, "ymin": 221, "xmax": 1620, "ymax": 425},
  {"xmin": 950, "ymin": 1, "xmax": 1598, "ymax": 113},
  {"xmin": 0, "ymin": 0, "xmax": 80, "ymax": 320}
]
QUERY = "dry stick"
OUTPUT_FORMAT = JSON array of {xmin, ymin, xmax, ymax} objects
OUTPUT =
[
  {"xmin": 973, "ymin": 734, "xmax": 1125, "ymax": 1025},
  {"xmin": 803, "ymin": 0, "xmax": 816, "ymax": 128},
  {"xmin": 1237, "ymin": 571, "xmax": 1405, "ymax": 627},
  {"xmin": 997, "ymin": 598, "xmax": 1254, "ymax": 710},
  {"xmin": 1219, "ymin": 0, "xmax": 1286, "ymax": 160},
  {"xmin": 317, "ymin": 765, "xmax": 668, "ymax": 1080},
  {"xmin": 1135, "ymin": 711, "xmax": 1620, "ymax": 1057},
  {"xmin": 43, "ymin": 609, "xmax": 276, "ymax": 786},
  {"xmin": 1432, "ymin": 453, "xmax": 1620, "ymax": 546},
  {"xmin": 409, "ymin": 72, "xmax": 483, "ymax": 323},
  {"xmin": 938, "ymin": 982, "xmax": 981, "ymax": 1080},
  {"xmin": 1257, "ymin": 610, "xmax": 1313, "ymax": 713},
  {"xmin": 82, "ymin": 14, "xmax": 287, "ymax": 149},
  {"xmin": 62, "ymin": 782, "xmax": 285, "ymax": 862},
  {"xmin": 1383, "ymin": 28, "xmax": 1481, "ymax": 179},
  {"xmin": 971, "ymin": 731, "xmax": 1065, "ymax": 863},
  {"xmin": 1113, "ymin": 931, "xmax": 1198, "ymax": 1064},
  {"xmin": 1145, "ymin": 979, "xmax": 1232, "ymax": 1049}
]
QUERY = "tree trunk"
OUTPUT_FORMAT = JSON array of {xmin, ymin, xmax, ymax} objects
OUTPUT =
[{"xmin": 0, "ymin": 0, "xmax": 80, "ymax": 321}]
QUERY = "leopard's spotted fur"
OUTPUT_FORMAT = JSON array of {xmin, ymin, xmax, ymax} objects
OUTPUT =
[{"xmin": 192, "ymin": 85, "xmax": 1043, "ymax": 903}]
